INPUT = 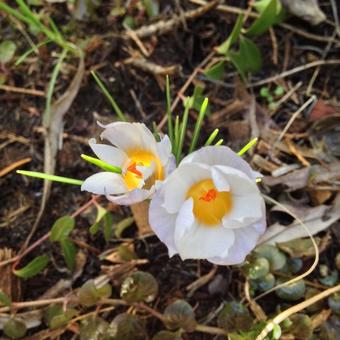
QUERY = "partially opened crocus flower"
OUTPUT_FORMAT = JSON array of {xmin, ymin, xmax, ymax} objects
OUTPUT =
[
  {"xmin": 149, "ymin": 146, "xmax": 266, "ymax": 265},
  {"xmin": 81, "ymin": 122, "xmax": 175, "ymax": 205}
]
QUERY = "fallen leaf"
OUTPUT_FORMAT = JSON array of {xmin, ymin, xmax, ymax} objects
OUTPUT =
[
  {"xmin": 259, "ymin": 194, "xmax": 340, "ymax": 244},
  {"xmin": 277, "ymin": 238, "xmax": 321, "ymax": 258},
  {"xmin": 281, "ymin": 0, "xmax": 326, "ymax": 25}
]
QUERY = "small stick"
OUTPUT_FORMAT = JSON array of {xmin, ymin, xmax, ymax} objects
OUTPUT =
[
  {"xmin": 248, "ymin": 60, "xmax": 340, "ymax": 87},
  {"xmin": 0, "ymin": 157, "xmax": 31, "ymax": 177},
  {"xmin": 0, "ymin": 84, "xmax": 45, "ymax": 97}
]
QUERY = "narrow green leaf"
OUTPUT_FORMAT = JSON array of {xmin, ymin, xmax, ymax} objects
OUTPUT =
[
  {"xmin": 246, "ymin": 0, "xmax": 278, "ymax": 36},
  {"xmin": 216, "ymin": 14, "xmax": 244, "ymax": 55},
  {"xmin": 17, "ymin": 170, "xmax": 84, "ymax": 185},
  {"xmin": 114, "ymin": 217, "xmax": 135, "ymax": 238},
  {"xmin": 91, "ymin": 71, "xmax": 127, "ymax": 121},
  {"xmin": 44, "ymin": 49, "xmax": 68, "ymax": 125},
  {"xmin": 189, "ymin": 98, "xmax": 209, "ymax": 153},
  {"xmin": 173, "ymin": 115, "xmax": 180, "ymax": 159},
  {"xmin": 15, "ymin": 39, "xmax": 51, "ymax": 66},
  {"xmin": 176, "ymin": 98, "xmax": 191, "ymax": 163},
  {"xmin": 204, "ymin": 128, "xmax": 219, "ymax": 146},
  {"xmin": 0, "ymin": 291, "xmax": 11, "ymax": 306},
  {"xmin": 81, "ymin": 154, "xmax": 122, "ymax": 174},
  {"xmin": 50, "ymin": 216, "xmax": 75, "ymax": 242},
  {"xmin": 204, "ymin": 61, "xmax": 225, "ymax": 81},
  {"xmin": 103, "ymin": 212, "xmax": 113, "ymax": 242},
  {"xmin": 14, "ymin": 255, "xmax": 49, "ymax": 278},
  {"xmin": 238, "ymin": 138, "xmax": 258, "ymax": 156},
  {"xmin": 215, "ymin": 139, "xmax": 224, "ymax": 146},
  {"xmin": 166, "ymin": 75, "xmax": 174, "ymax": 144},
  {"xmin": 61, "ymin": 238, "xmax": 76, "ymax": 271}
]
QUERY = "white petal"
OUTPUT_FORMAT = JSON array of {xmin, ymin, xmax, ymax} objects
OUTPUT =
[
  {"xmin": 211, "ymin": 167, "xmax": 230, "ymax": 192},
  {"xmin": 156, "ymin": 135, "xmax": 172, "ymax": 165},
  {"xmin": 162, "ymin": 163, "xmax": 210, "ymax": 214},
  {"xmin": 89, "ymin": 138, "xmax": 127, "ymax": 167},
  {"xmin": 214, "ymin": 165, "xmax": 260, "ymax": 196},
  {"xmin": 149, "ymin": 186, "xmax": 178, "ymax": 256},
  {"xmin": 222, "ymin": 194, "xmax": 264, "ymax": 228},
  {"xmin": 174, "ymin": 199, "xmax": 235, "ymax": 260},
  {"xmin": 100, "ymin": 122, "xmax": 157, "ymax": 153},
  {"xmin": 106, "ymin": 187, "xmax": 154, "ymax": 205},
  {"xmin": 81, "ymin": 172, "xmax": 127, "ymax": 195},
  {"xmin": 181, "ymin": 146, "xmax": 258, "ymax": 180},
  {"xmin": 208, "ymin": 225, "xmax": 259, "ymax": 265}
]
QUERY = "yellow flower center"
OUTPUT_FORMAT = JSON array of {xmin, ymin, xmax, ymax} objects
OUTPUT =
[
  {"xmin": 186, "ymin": 179, "xmax": 232, "ymax": 226},
  {"xmin": 123, "ymin": 149, "xmax": 163, "ymax": 190}
]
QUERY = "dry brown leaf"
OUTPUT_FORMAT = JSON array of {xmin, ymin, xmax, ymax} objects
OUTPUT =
[
  {"xmin": 259, "ymin": 194, "xmax": 340, "ymax": 245},
  {"xmin": 281, "ymin": 0, "xmax": 326, "ymax": 25}
]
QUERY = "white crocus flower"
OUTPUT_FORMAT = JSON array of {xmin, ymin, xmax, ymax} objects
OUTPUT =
[
  {"xmin": 81, "ymin": 122, "xmax": 175, "ymax": 205},
  {"xmin": 149, "ymin": 146, "xmax": 266, "ymax": 265}
]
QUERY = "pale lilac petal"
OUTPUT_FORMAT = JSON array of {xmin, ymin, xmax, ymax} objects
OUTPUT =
[
  {"xmin": 174, "ymin": 199, "xmax": 235, "ymax": 260},
  {"xmin": 106, "ymin": 186, "xmax": 154, "ymax": 205},
  {"xmin": 156, "ymin": 135, "xmax": 172, "ymax": 165},
  {"xmin": 222, "ymin": 194, "xmax": 264, "ymax": 228},
  {"xmin": 89, "ymin": 138, "xmax": 127, "ymax": 167},
  {"xmin": 181, "ymin": 146, "xmax": 258, "ymax": 180},
  {"xmin": 208, "ymin": 228, "xmax": 257, "ymax": 265},
  {"xmin": 164, "ymin": 154, "xmax": 176, "ymax": 177},
  {"xmin": 99, "ymin": 122, "xmax": 157, "ymax": 153},
  {"xmin": 162, "ymin": 163, "xmax": 210, "ymax": 214},
  {"xmin": 81, "ymin": 172, "xmax": 127, "ymax": 195},
  {"xmin": 149, "ymin": 186, "xmax": 178, "ymax": 256}
]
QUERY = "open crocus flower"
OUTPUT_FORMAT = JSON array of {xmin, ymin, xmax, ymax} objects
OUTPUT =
[
  {"xmin": 149, "ymin": 146, "xmax": 266, "ymax": 265},
  {"xmin": 81, "ymin": 122, "xmax": 175, "ymax": 205}
]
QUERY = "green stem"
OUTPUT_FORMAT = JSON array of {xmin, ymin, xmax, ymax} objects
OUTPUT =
[
  {"xmin": 237, "ymin": 137, "xmax": 258, "ymax": 156},
  {"xmin": 176, "ymin": 98, "xmax": 191, "ymax": 164},
  {"xmin": 204, "ymin": 128, "xmax": 219, "ymax": 146},
  {"xmin": 17, "ymin": 170, "xmax": 84, "ymax": 186}
]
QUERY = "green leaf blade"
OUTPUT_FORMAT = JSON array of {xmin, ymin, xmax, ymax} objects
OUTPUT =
[
  {"xmin": 14, "ymin": 255, "xmax": 49, "ymax": 279},
  {"xmin": 61, "ymin": 239, "xmax": 76, "ymax": 271},
  {"xmin": 217, "ymin": 14, "xmax": 244, "ymax": 55},
  {"xmin": 246, "ymin": 0, "xmax": 278, "ymax": 36},
  {"xmin": 50, "ymin": 216, "xmax": 75, "ymax": 242}
]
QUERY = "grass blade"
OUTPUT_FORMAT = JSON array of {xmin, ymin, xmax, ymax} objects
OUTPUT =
[
  {"xmin": 15, "ymin": 39, "xmax": 51, "ymax": 66},
  {"xmin": 215, "ymin": 139, "xmax": 223, "ymax": 146},
  {"xmin": 173, "ymin": 115, "xmax": 180, "ymax": 158},
  {"xmin": 189, "ymin": 98, "xmax": 209, "ymax": 153},
  {"xmin": 166, "ymin": 75, "xmax": 174, "ymax": 144},
  {"xmin": 176, "ymin": 98, "xmax": 191, "ymax": 163},
  {"xmin": 204, "ymin": 128, "xmax": 219, "ymax": 146},
  {"xmin": 237, "ymin": 137, "xmax": 258, "ymax": 156},
  {"xmin": 91, "ymin": 71, "xmax": 127, "ymax": 121},
  {"xmin": 17, "ymin": 170, "xmax": 84, "ymax": 185}
]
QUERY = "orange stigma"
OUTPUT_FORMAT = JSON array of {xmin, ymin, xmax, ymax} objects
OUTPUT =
[
  {"xmin": 127, "ymin": 162, "xmax": 142, "ymax": 178},
  {"xmin": 199, "ymin": 188, "xmax": 217, "ymax": 202}
]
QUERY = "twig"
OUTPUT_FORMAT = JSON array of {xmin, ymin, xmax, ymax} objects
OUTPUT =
[
  {"xmin": 306, "ymin": 30, "xmax": 337, "ymax": 95},
  {"xmin": 0, "ymin": 84, "xmax": 45, "ymax": 97},
  {"xmin": 275, "ymin": 96, "xmax": 316, "ymax": 144},
  {"xmin": 0, "ymin": 157, "xmax": 31, "ymax": 177},
  {"xmin": 125, "ymin": 0, "xmax": 219, "ymax": 39},
  {"xmin": 269, "ymin": 81, "xmax": 302, "ymax": 116},
  {"xmin": 248, "ymin": 60, "xmax": 340, "ymax": 87},
  {"xmin": 256, "ymin": 284, "xmax": 340, "ymax": 340}
]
